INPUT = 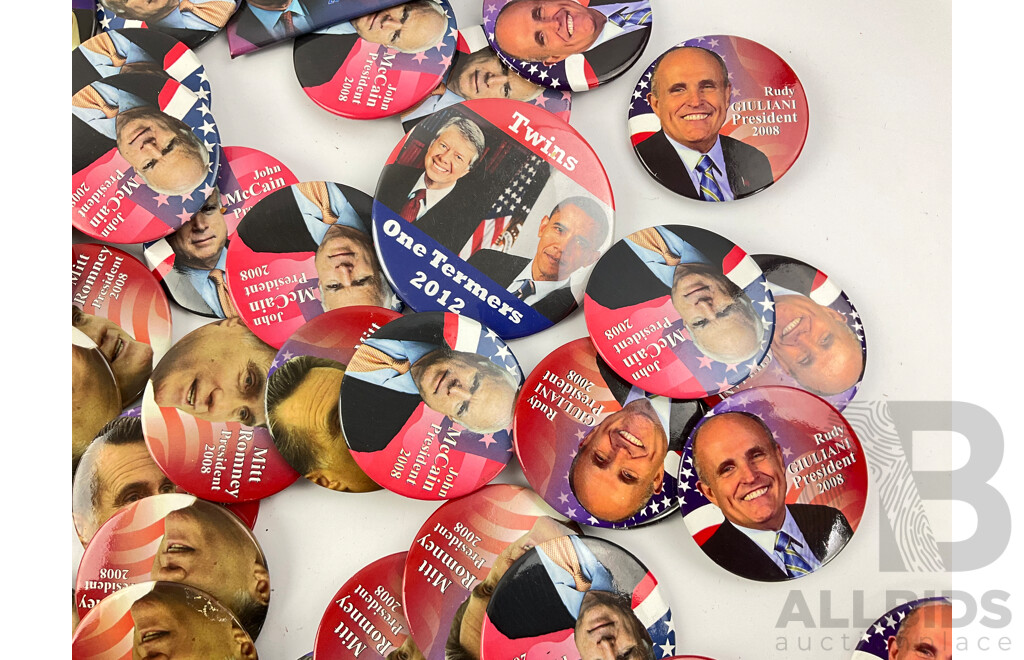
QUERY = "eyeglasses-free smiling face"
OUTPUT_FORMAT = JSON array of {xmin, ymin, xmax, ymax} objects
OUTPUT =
[
  {"xmin": 494, "ymin": 0, "xmax": 606, "ymax": 64},
  {"xmin": 648, "ymin": 47, "xmax": 732, "ymax": 155}
]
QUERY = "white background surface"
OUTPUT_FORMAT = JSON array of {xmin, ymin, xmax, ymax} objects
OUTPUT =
[{"xmin": 43, "ymin": 0, "xmax": 1024, "ymax": 657}]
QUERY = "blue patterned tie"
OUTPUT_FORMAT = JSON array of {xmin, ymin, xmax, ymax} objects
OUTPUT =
[
  {"xmin": 775, "ymin": 531, "xmax": 813, "ymax": 577},
  {"xmin": 608, "ymin": 4, "xmax": 652, "ymax": 28},
  {"xmin": 695, "ymin": 154, "xmax": 725, "ymax": 202},
  {"xmin": 513, "ymin": 279, "xmax": 536, "ymax": 300}
]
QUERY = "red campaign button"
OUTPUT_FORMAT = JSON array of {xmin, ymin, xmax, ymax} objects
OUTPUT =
[
  {"xmin": 294, "ymin": 0, "xmax": 458, "ymax": 120},
  {"xmin": 584, "ymin": 224, "xmax": 774, "ymax": 399},
  {"xmin": 75, "ymin": 494, "xmax": 270, "ymax": 640},
  {"xmin": 373, "ymin": 99, "xmax": 613, "ymax": 339},
  {"xmin": 72, "ymin": 73, "xmax": 222, "ymax": 243},
  {"xmin": 143, "ymin": 145, "xmax": 299, "ymax": 319},
  {"xmin": 95, "ymin": 0, "xmax": 239, "ymax": 50},
  {"xmin": 72, "ymin": 581, "xmax": 256, "ymax": 660},
  {"xmin": 267, "ymin": 306, "xmax": 401, "ymax": 492},
  {"xmin": 340, "ymin": 312, "xmax": 522, "ymax": 500},
  {"xmin": 482, "ymin": 0, "xmax": 653, "ymax": 91},
  {"xmin": 628, "ymin": 36, "xmax": 808, "ymax": 202},
  {"xmin": 678, "ymin": 386, "xmax": 868, "ymax": 582},
  {"xmin": 225, "ymin": 181, "xmax": 400, "ymax": 349},
  {"xmin": 314, "ymin": 552, "xmax": 416, "ymax": 660},
  {"xmin": 142, "ymin": 318, "xmax": 300, "ymax": 502},
  {"xmin": 478, "ymin": 536, "xmax": 675, "ymax": 660},
  {"xmin": 400, "ymin": 24, "xmax": 572, "ymax": 133},
  {"xmin": 402, "ymin": 484, "xmax": 581, "ymax": 660},
  {"xmin": 72, "ymin": 244, "xmax": 172, "ymax": 407},
  {"xmin": 514, "ymin": 337, "xmax": 706, "ymax": 529},
  {"xmin": 703, "ymin": 254, "xmax": 867, "ymax": 412}
]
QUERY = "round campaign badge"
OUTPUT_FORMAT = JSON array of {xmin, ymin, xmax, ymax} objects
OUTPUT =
[
  {"xmin": 267, "ymin": 306, "xmax": 401, "ymax": 492},
  {"xmin": 628, "ymin": 36, "xmax": 808, "ymax": 202},
  {"xmin": 339, "ymin": 312, "xmax": 523, "ymax": 500},
  {"xmin": 73, "ymin": 29, "xmax": 212, "ymax": 103},
  {"xmin": 72, "ymin": 581, "xmax": 259, "ymax": 659},
  {"xmin": 72, "ymin": 72, "xmax": 222, "ymax": 243},
  {"xmin": 225, "ymin": 181, "xmax": 400, "ymax": 349},
  {"xmin": 73, "ymin": 326, "xmax": 124, "ymax": 471},
  {"xmin": 74, "ymin": 0, "xmax": 97, "ymax": 47},
  {"xmin": 853, "ymin": 597, "xmax": 952, "ymax": 659},
  {"xmin": 483, "ymin": 0, "xmax": 652, "ymax": 91},
  {"xmin": 373, "ymin": 99, "xmax": 614, "ymax": 339},
  {"xmin": 679, "ymin": 386, "xmax": 867, "ymax": 582},
  {"xmin": 479, "ymin": 535, "xmax": 676, "ymax": 660},
  {"xmin": 515, "ymin": 337, "xmax": 706, "ymax": 529},
  {"xmin": 314, "ymin": 552, "xmax": 417, "ymax": 660},
  {"xmin": 141, "ymin": 318, "xmax": 300, "ymax": 502},
  {"xmin": 72, "ymin": 244, "xmax": 172, "ymax": 407},
  {"xmin": 96, "ymin": 0, "xmax": 239, "ymax": 50},
  {"xmin": 705, "ymin": 254, "xmax": 867, "ymax": 411},
  {"xmin": 75, "ymin": 493, "xmax": 271, "ymax": 640},
  {"xmin": 143, "ymin": 146, "xmax": 299, "ymax": 318},
  {"xmin": 293, "ymin": 0, "xmax": 457, "ymax": 120},
  {"xmin": 402, "ymin": 484, "xmax": 581, "ymax": 660},
  {"xmin": 400, "ymin": 24, "xmax": 572, "ymax": 133},
  {"xmin": 584, "ymin": 225, "xmax": 774, "ymax": 399}
]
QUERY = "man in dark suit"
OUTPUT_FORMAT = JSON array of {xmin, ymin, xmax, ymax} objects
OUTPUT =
[
  {"xmin": 639, "ymin": 46, "xmax": 774, "ymax": 201},
  {"xmin": 375, "ymin": 116, "xmax": 491, "ymax": 254},
  {"xmin": 466, "ymin": 196, "xmax": 607, "ymax": 323},
  {"xmin": 692, "ymin": 411, "xmax": 853, "ymax": 582},
  {"xmin": 493, "ymin": 0, "xmax": 650, "ymax": 71}
]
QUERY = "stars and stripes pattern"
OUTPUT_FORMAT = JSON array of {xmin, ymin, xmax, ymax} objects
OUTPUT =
[
  {"xmin": 458, "ymin": 154, "xmax": 549, "ymax": 259},
  {"xmin": 853, "ymin": 598, "xmax": 951, "ymax": 659},
  {"xmin": 631, "ymin": 573, "xmax": 676, "ymax": 658}
]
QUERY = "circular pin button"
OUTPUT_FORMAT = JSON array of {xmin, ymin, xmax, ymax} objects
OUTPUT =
[
  {"xmin": 854, "ymin": 598, "xmax": 952, "ymax": 659},
  {"xmin": 314, "ymin": 552, "xmax": 419, "ymax": 660},
  {"xmin": 515, "ymin": 337, "xmax": 706, "ymax": 528},
  {"xmin": 73, "ymin": 29, "xmax": 212, "ymax": 103},
  {"xmin": 585, "ymin": 224, "xmax": 773, "ymax": 399},
  {"xmin": 483, "ymin": 0, "xmax": 652, "ymax": 91},
  {"xmin": 628, "ymin": 36, "xmax": 808, "ymax": 201},
  {"xmin": 76, "ymin": 493, "xmax": 271, "ymax": 640},
  {"xmin": 400, "ymin": 24, "xmax": 572, "ymax": 133},
  {"xmin": 142, "ymin": 319, "xmax": 300, "ymax": 502},
  {"xmin": 72, "ymin": 581, "xmax": 259, "ymax": 659},
  {"xmin": 72, "ymin": 244, "xmax": 171, "ymax": 407},
  {"xmin": 479, "ymin": 535, "xmax": 676, "ymax": 660},
  {"xmin": 72, "ymin": 72, "xmax": 222, "ymax": 243},
  {"xmin": 679, "ymin": 386, "xmax": 867, "ymax": 582},
  {"xmin": 225, "ymin": 181, "xmax": 400, "ymax": 349},
  {"xmin": 73, "ymin": 326, "xmax": 123, "ymax": 470},
  {"xmin": 373, "ymin": 99, "xmax": 613, "ymax": 339},
  {"xmin": 143, "ymin": 146, "xmax": 299, "ymax": 318},
  {"xmin": 705, "ymin": 254, "xmax": 867, "ymax": 411},
  {"xmin": 74, "ymin": 0, "xmax": 97, "ymax": 47},
  {"xmin": 293, "ymin": 0, "xmax": 457, "ymax": 120},
  {"xmin": 267, "ymin": 306, "xmax": 401, "ymax": 492},
  {"xmin": 340, "ymin": 312, "xmax": 522, "ymax": 499},
  {"xmin": 96, "ymin": 0, "xmax": 239, "ymax": 50},
  {"xmin": 403, "ymin": 484, "xmax": 581, "ymax": 660}
]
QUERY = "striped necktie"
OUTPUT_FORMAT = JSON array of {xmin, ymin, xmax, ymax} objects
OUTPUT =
[
  {"xmin": 608, "ymin": 4, "xmax": 652, "ymax": 28},
  {"xmin": 72, "ymin": 85, "xmax": 120, "ymax": 119},
  {"xmin": 543, "ymin": 536, "xmax": 591, "ymax": 591},
  {"xmin": 297, "ymin": 181, "xmax": 339, "ymax": 223},
  {"xmin": 178, "ymin": 0, "xmax": 236, "ymax": 27},
  {"xmin": 208, "ymin": 268, "xmax": 238, "ymax": 318},
  {"xmin": 347, "ymin": 345, "xmax": 412, "ymax": 375},
  {"xmin": 695, "ymin": 154, "xmax": 725, "ymax": 202},
  {"xmin": 775, "ymin": 531, "xmax": 812, "ymax": 577},
  {"xmin": 82, "ymin": 33, "xmax": 127, "ymax": 68}
]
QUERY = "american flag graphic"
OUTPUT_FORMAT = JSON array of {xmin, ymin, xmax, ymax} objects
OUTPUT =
[{"xmin": 853, "ymin": 598, "xmax": 951, "ymax": 659}]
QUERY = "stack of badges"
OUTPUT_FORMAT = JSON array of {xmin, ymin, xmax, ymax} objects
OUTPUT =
[
  {"xmin": 373, "ymin": 99, "xmax": 614, "ymax": 339},
  {"xmin": 142, "ymin": 146, "xmax": 300, "ymax": 317},
  {"xmin": 72, "ymin": 71, "xmax": 223, "ymax": 243},
  {"xmin": 678, "ymin": 386, "xmax": 867, "ymax": 581},
  {"xmin": 266, "ymin": 306, "xmax": 401, "ymax": 492},
  {"xmin": 293, "ymin": 0, "xmax": 458, "ymax": 120},
  {"xmin": 400, "ymin": 24, "xmax": 572, "ymax": 132},
  {"xmin": 628, "ymin": 36, "xmax": 808, "ymax": 201},
  {"xmin": 339, "ymin": 312, "xmax": 523, "ymax": 499},
  {"xmin": 483, "ymin": 0, "xmax": 653, "ymax": 91},
  {"xmin": 95, "ymin": 0, "xmax": 240, "ymax": 49},
  {"xmin": 75, "ymin": 493, "xmax": 271, "ymax": 639},
  {"xmin": 225, "ymin": 181, "xmax": 400, "ymax": 347},
  {"xmin": 72, "ymin": 581, "xmax": 259, "ymax": 659},
  {"xmin": 402, "ymin": 484, "xmax": 580, "ymax": 660},
  {"xmin": 479, "ymin": 535, "xmax": 675, "ymax": 660},
  {"xmin": 514, "ymin": 337, "xmax": 706, "ymax": 529}
]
